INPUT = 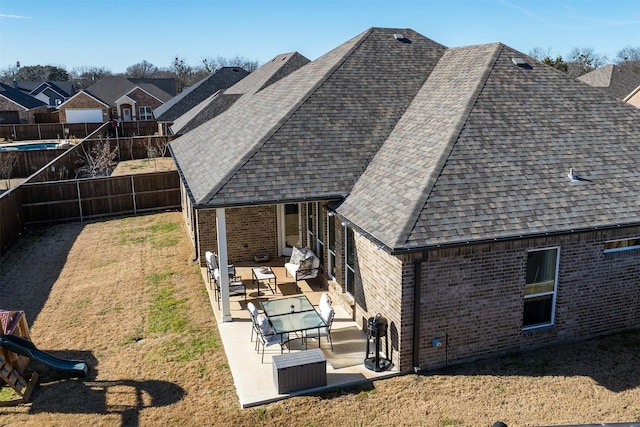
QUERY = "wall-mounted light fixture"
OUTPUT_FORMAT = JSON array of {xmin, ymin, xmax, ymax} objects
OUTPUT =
[
  {"xmin": 432, "ymin": 338, "xmax": 442, "ymax": 348},
  {"xmin": 328, "ymin": 212, "xmax": 334, "ymax": 217}
]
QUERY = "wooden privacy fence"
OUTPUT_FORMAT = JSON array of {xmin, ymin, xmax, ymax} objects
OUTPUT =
[
  {"xmin": 0, "ymin": 188, "xmax": 24, "ymax": 256},
  {"xmin": 0, "ymin": 121, "xmax": 160, "ymax": 142},
  {"xmin": 19, "ymin": 171, "xmax": 180, "ymax": 225},
  {"xmin": 9, "ymin": 135, "xmax": 174, "ymax": 182}
]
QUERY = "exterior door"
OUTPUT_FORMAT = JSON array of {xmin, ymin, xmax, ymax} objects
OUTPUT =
[
  {"xmin": 123, "ymin": 108, "xmax": 132, "ymax": 121},
  {"xmin": 278, "ymin": 203, "xmax": 300, "ymax": 257}
]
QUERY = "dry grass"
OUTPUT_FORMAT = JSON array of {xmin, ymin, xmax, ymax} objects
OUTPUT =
[{"xmin": 1, "ymin": 211, "xmax": 640, "ymax": 427}]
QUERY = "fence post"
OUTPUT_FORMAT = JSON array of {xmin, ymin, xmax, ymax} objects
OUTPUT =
[
  {"xmin": 131, "ymin": 175, "xmax": 137, "ymax": 215},
  {"xmin": 76, "ymin": 180, "xmax": 83, "ymax": 222},
  {"xmin": 38, "ymin": 125, "xmax": 42, "ymax": 140}
]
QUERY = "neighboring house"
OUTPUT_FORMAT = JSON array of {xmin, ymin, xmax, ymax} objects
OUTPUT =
[
  {"xmin": 170, "ymin": 28, "xmax": 640, "ymax": 373},
  {"xmin": 577, "ymin": 64, "xmax": 640, "ymax": 101},
  {"xmin": 58, "ymin": 76, "xmax": 175, "ymax": 124},
  {"xmin": 14, "ymin": 80, "xmax": 76, "ymax": 107},
  {"xmin": 0, "ymin": 82, "xmax": 49, "ymax": 124},
  {"xmin": 166, "ymin": 54, "xmax": 310, "ymax": 135}
]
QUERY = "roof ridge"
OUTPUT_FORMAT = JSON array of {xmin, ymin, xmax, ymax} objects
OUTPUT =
[
  {"xmin": 393, "ymin": 43, "xmax": 504, "ymax": 249},
  {"xmin": 201, "ymin": 28, "xmax": 375, "ymax": 205}
]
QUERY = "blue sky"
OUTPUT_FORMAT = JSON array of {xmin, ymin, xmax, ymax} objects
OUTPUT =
[{"xmin": 1, "ymin": 0, "xmax": 639, "ymax": 74}]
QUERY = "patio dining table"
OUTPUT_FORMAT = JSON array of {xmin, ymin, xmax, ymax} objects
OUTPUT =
[{"xmin": 260, "ymin": 295, "xmax": 326, "ymax": 348}]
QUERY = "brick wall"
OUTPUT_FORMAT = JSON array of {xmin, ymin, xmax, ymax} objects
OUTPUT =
[
  {"xmin": 353, "ymin": 235, "xmax": 407, "ymax": 369},
  {"xmin": 195, "ymin": 205, "xmax": 279, "ymax": 266},
  {"xmin": 0, "ymin": 98, "xmax": 47, "ymax": 124},
  {"xmin": 415, "ymin": 226, "xmax": 640, "ymax": 371},
  {"xmin": 60, "ymin": 93, "xmax": 109, "ymax": 123},
  {"xmin": 128, "ymin": 88, "xmax": 165, "ymax": 119}
]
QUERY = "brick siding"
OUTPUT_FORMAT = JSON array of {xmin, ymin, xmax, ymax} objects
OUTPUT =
[
  {"xmin": 195, "ymin": 205, "xmax": 279, "ymax": 266},
  {"xmin": 59, "ymin": 93, "xmax": 109, "ymax": 123},
  {"xmin": 414, "ymin": 226, "xmax": 640, "ymax": 371}
]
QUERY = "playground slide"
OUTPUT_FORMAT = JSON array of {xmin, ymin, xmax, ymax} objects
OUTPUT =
[{"xmin": 0, "ymin": 334, "xmax": 88, "ymax": 378}]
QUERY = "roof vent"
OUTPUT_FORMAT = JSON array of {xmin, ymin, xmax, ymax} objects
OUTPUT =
[
  {"xmin": 394, "ymin": 33, "xmax": 405, "ymax": 40},
  {"xmin": 512, "ymin": 57, "xmax": 526, "ymax": 66}
]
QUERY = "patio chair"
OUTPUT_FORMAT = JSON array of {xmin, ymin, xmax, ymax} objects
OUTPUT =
[
  {"xmin": 247, "ymin": 302, "xmax": 260, "ymax": 342},
  {"xmin": 255, "ymin": 313, "xmax": 289, "ymax": 363},
  {"xmin": 304, "ymin": 303, "xmax": 335, "ymax": 351},
  {"xmin": 206, "ymin": 251, "xmax": 239, "ymax": 306},
  {"xmin": 284, "ymin": 247, "xmax": 320, "ymax": 284}
]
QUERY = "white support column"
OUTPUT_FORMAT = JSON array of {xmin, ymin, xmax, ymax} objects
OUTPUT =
[{"xmin": 216, "ymin": 208, "xmax": 232, "ymax": 322}]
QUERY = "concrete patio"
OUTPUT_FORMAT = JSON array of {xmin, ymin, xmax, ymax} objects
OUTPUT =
[{"xmin": 202, "ymin": 261, "xmax": 400, "ymax": 408}]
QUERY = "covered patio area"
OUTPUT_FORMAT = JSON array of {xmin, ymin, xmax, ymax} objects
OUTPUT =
[{"xmin": 202, "ymin": 260, "xmax": 400, "ymax": 408}]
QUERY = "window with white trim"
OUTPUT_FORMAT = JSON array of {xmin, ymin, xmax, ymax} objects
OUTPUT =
[
  {"xmin": 523, "ymin": 247, "xmax": 559, "ymax": 329},
  {"xmin": 345, "ymin": 225, "xmax": 355, "ymax": 297},
  {"xmin": 139, "ymin": 106, "xmax": 153, "ymax": 120},
  {"xmin": 327, "ymin": 214, "xmax": 336, "ymax": 279},
  {"xmin": 604, "ymin": 238, "xmax": 640, "ymax": 253},
  {"xmin": 316, "ymin": 202, "xmax": 324, "ymax": 266}
]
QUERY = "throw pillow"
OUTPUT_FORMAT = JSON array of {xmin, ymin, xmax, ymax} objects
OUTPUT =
[{"xmin": 299, "ymin": 256, "xmax": 314, "ymax": 271}]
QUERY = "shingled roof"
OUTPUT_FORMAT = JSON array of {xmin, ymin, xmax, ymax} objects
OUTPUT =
[
  {"xmin": 577, "ymin": 64, "xmax": 640, "ymax": 100},
  {"xmin": 154, "ymin": 67, "xmax": 249, "ymax": 122},
  {"xmin": 170, "ymin": 53, "xmax": 310, "ymax": 135},
  {"xmin": 170, "ymin": 27, "xmax": 640, "ymax": 252},
  {"xmin": 0, "ymin": 82, "xmax": 47, "ymax": 109},
  {"xmin": 85, "ymin": 76, "xmax": 175, "ymax": 105}
]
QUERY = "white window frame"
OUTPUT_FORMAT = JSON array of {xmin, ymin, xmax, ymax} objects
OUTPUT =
[
  {"xmin": 327, "ymin": 213, "xmax": 336, "ymax": 280},
  {"xmin": 315, "ymin": 202, "xmax": 324, "ymax": 263},
  {"xmin": 345, "ymin": 224, "xmax": 355, "ymax": 297},
  {"xmin": 522, "ymin": 246, "xmax": 560, "ymax": 330},
  {"xmin": 306, "ymin": 202, "xmax": 314, "ymax": 248},
  {"xmin": 139, "ymin": 106, "xmax": 153, "ymax": 120}
]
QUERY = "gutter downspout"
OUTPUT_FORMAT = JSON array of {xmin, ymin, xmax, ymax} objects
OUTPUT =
[{"xmin": 413, "ymin": 251, "xmax": 428, "ymax": 372}]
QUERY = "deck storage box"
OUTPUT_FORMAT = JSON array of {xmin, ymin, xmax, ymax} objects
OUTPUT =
[{"xmin": 272, "ymin": 348, "xmax": 326, "ymax": 393}]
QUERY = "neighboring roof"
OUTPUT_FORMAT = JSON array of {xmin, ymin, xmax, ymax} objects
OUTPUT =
[
  {"xmin": 0, "ymin": 82, "xmax": 47, "ymax": 109},
  {"xmin": 129, "ymin": 78, "xmax": 177, "ymax": 97},
  {"xmin": 154, "ymin": 67, "xmax": 249, "ymax": 122},
  {"xmin": 84, "ymin": 76, "xmax": 174, "ymax": 105},
  {"xmin": 170, "ymin": 27, "xmax": 640, "ymax": 252},
  {"xmin": 14, "ymin": 81, "xmax": 75, "ymax": 98},
  {"xmin": 577, "ymin": 64, "xmax": 640, "ymax": 100},
  {"xmin": 171, "ymin": 52, "xmax": 310, "ymax": 135}
]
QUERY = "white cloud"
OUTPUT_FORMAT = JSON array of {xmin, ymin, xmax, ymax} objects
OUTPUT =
[{"xmin": 0, "ymin": 14, "xmax": 30, "ymax": 19}]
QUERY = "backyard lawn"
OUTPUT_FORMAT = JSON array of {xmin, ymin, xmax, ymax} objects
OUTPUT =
[{"xmin": 1, "ymin": 211, "xmax": 640, "ymax": 426}]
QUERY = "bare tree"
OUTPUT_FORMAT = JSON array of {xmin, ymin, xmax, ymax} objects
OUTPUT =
[
  {"xmin": 70, "ymin": 66, "xmax": 112, "ymax": 89},
  {"xmin": 202, "ymin": 55, "xmax": 259, "ymax": 72},
  {"xmin": 566, "ymin": 47, "xmax": 608, "ymax": 78},
  {"xmin": 75, "ymin": 140, "xmax": 118, "ymax": 178},
  {"xmin": 126, "ymin": 60, "xmax": 158, "ymax": 78},
  {"xmin": 144, "ymin": 137, "xmax": 159, "ymax": 171},
  {"xmin": 0, "ymin": 152, "xmax": 19, "ymax": 190},
  {"xmin": 615, "ymin": 46, "xmax": 640, "ymax": 74}
]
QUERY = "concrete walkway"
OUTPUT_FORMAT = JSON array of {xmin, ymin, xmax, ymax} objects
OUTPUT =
[{"xmin": 203, "ymin": 264, "xmax": 400, "ymax": 408}]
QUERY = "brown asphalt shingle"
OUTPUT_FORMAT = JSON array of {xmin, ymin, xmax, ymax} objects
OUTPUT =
[{"xmin": 170, "ymin": 27, "xmax": 640, "ymax": 251}]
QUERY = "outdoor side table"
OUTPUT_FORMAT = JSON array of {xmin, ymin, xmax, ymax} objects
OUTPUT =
[{"xmin": 251, "ymin": 267, "xmax": 277, "ymax": 296}]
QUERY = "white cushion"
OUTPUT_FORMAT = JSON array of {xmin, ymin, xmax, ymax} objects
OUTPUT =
[
  {"xmin": 320, "ymin": 305, "xmax": 334, "ymax": 324},
  {"xmin": 319, "ymin": 293, "xmax": 331, "ymax": 309},
  {"xmin": 257, "ymin": 314, "xmax": 271, "ymax": 335}
]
